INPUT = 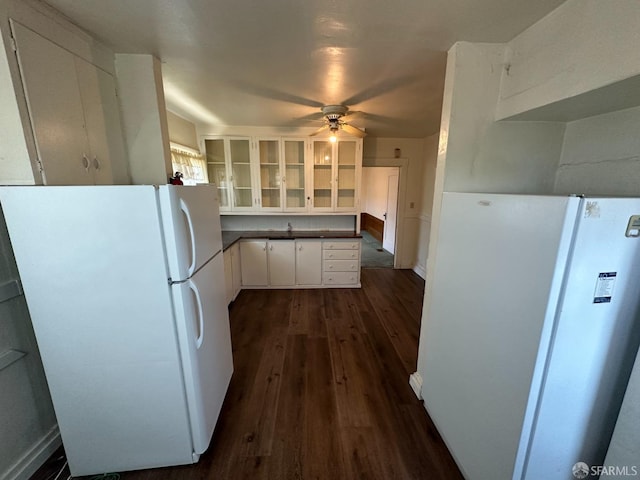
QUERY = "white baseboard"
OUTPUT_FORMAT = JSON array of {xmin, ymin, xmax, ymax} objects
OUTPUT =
[
  {"xmin": 409, "ymin": 371, "xmax": 423, "ymax": 400},
  {"xmin": 412, "ymin": 263, "xmax": 426, "ymax": 279},
  {"xmin": 4, "ymin": 426, "xmax": 61, "ymax": 480}
]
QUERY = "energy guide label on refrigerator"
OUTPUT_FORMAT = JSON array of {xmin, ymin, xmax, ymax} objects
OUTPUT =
[{"xmin": 593, "ymin": 272, "xmax": 616, "ymax": 303}]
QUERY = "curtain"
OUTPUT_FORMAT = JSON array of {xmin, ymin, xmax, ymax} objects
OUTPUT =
[{"xmin": 170, "ymin": 143, "xmax": 208, "ymax": 185}]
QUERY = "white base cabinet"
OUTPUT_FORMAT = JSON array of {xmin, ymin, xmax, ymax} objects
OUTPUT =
[
  {"xmin": 268, "ymin": 240, "xmax": 296, "ymax": 286},
  {"xmin": 295, "ymin": 240, "xmax": 322, "ymax": 286},
  {"xmin": 239, "ymin": 240, "xmax": 268, "ymax": 286},
  {"xmin": 223, "ymin": 242, "xmax": 242, "ymax": 304},
  {"xmin": 323, "ymin": 240, "xmax": 361, "ymax": 286},
  {"xmin": 236, "ymin": 237, "xmax": 360, "ymax": 289}
]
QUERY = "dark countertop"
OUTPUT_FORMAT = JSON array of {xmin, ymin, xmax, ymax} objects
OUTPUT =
[{"xmin": 222, "ymin": 230, "xmax": 361, "ymax": 251}]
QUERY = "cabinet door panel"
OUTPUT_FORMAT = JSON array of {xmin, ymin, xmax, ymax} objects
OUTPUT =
[
  {"xmin": 258, "ymin": 139, "xmax": 282, "ymax": 210},
  {"xmin": 284, "ymin": 140, "xmax": 307, "ymax": 211},
  {"xmin": 229, "ymin": 139, "xmax": 253, "ymax": 209},
  {"xmin": 312, "ymin": 141, "xmax": 333, "ymax": 211},
  {"xmin": 296, "ymin": 241, "xmax": 322, "ymax": 286},
  {"xmin": 12, "ymin": 22, "xmax": 90, "ymax": 185},
  {"xmin": 268, "ymin": 241, "xmax": 295, "ymax": 286},
  {"xmin": 204, "ymin": 139, "xmax": 230, "ymax": 210},
  {"xmin": 75, "ymin": 57, "xmax": 120, "ymax": 185},
  {"xmin": 231, "ymin": 243, "xmax": 242, "ymax": 298},
  {"xmin": 240, "ymin": 240, "xmax": 268, "ymax": 286},
  {"xmin": 337, "ymin": 141, "xmax": 357, "ymax": 209},
  {"xmin": 223, "ymin": 249, "xmax": 233, "ymax": 304}
]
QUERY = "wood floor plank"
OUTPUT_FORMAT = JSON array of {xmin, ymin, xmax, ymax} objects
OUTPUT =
[
  {"xmin": 361, "ymin": 270, "xmax": 422, "ymax": 374},
  {"xmin": 235, "ymin": 290, "xmax": 292, "ymax": 457},
  {"xmin": 44, "ymin": 269, "xmax": 462, "ymax": 480},
  {"xmin": 304, "ymin": 337, "xmax": 346, "ymax": 480},
  {"xmin": 325, "ymin": 289, "xmax": 376, "ymax": 428},
  {"xmin": 341, "ymin": 426, "xmax": 408, "ymax": 480},
  {"xmin": 268, "ymin": 334, "xmax": 306, "ymax": 480},
  {"xmin": 288, "ymin": 288, "xmax": 327, "ymax": 338}
]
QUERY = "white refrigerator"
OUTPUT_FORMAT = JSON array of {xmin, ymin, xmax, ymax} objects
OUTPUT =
[
  {"xmin": 419, "ymin": 193, "xmax": 640, "ymax": 480},
  {"xmin": 0, "ymin": 185, "xmax": 233, "ymax": 477}
]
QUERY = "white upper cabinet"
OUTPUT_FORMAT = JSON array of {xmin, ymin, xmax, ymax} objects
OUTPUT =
[
  {"xmin": 203, "ymin": 135, "xmax": 361, "ymax": 214},
  {"xmin": 11, "ymin": 21, "xmax": 126, "ymax": 186},
  {"xmin": 204, "ymin": 137, "xmax": 255, "ymax": 212},
  {"xmin": 282, "ymin": 139, "xmax": 308, "ymax": 211},
  {"xmin": 310, "ymin": 138, "xmax": 362, "ymax": 212},
  {"xmin": 256, "ymin": 138, "xmax": 282, "ymax": 211},
  {"xmin": 204, "ymin": 139, "xmax": 230, "ymax": 211}
]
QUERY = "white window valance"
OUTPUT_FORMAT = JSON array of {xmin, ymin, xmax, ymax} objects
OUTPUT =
[{"xmin": 170, "ymin": 142, "xmax": 208, "ymax": 185}]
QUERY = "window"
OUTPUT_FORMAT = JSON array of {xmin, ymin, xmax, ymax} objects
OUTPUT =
[{"xmin": 170, "ymin": 143, "xmax": 208, "ymax": 185}]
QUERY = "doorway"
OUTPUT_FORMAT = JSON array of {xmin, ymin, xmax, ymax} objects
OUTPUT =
[{"xmin": 360, "ymin": 166, "xmax": 400, "ymax": 268}]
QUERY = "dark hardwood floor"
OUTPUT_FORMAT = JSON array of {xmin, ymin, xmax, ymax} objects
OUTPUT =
[{"xmin": 34, "ymin": 269, "xmax": 463, "ymax": 480}]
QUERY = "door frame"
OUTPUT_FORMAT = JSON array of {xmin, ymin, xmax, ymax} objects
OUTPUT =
[
  {"xmin": 362, "ymin": 158, "xmax": 408, "ymax": 269},
  {"xmin": 382, "ymin": 169, "xmax": 400, "ymax": 254}
]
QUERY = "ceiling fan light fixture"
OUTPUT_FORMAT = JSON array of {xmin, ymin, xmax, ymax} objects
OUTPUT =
[{"xmin": 329, "ymin": 120, "xmax": 339, "ymax": 143}]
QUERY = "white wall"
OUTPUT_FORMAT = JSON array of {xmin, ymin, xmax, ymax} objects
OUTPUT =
[
  {"xmin": 363, "ymin": 137, "xmax": 426, "ymax": 270},
  {"xmin": 167, "ymin": 111, "xmax": 199, "ymax": 151},
  {"xmin": 361, "ymin": 167, "xmax": 398, "ymax": 220},
  {"xmin": 415, "ymin": 133, "xmax": 438, "ymax": 278},
  {"xmin": 220, "ymin": 215, "xmax": 356, "ymax": 232},
  {"xmin": 438, "ymin": 42, "xmax": 564, "ymax": 194},
  {"xmin": 497, "ymin": 0, "xmax": 640, "ymax": 121},
  {"xmin": 416, "ymin": 41, "xmax": 566, "ymax": 426},
  {"xmin": 414, "ymin": 1, "xmax": 640, "ymax": 470},
  {"xmin": 0, "ymin": 24, "xmax": 36, "ymax": 185},
  {"xmin": 555, "ymin": 105, "xmax": 640, "ymax": 196},
  {"xmin": 116, "ymin": 54, "xmax": 172, "ymax": 185}
]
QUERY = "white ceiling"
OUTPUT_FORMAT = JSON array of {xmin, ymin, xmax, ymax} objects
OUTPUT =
[{"xmin": 43, "ymin": 0, "xmax": 567, "ymax": 138}]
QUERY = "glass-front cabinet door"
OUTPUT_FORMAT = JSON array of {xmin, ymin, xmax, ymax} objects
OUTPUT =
[
  {"xmin": 204, "ymin": 138, "xmax": 230, "ymax": 211},
  {"xmin": 312, "ymin": 140, "xmax": 334, "ymax": 211},
  {"xmin": 229, "ymin": 138, "xmax": 254, "ymax": 210},
  {"xmin": 310, "ymin": 138, "xmax": 361, "ymax": 212},
  {"xmin": 257, "ymin": 139, "xmax": 282, "ymax": 210},
  {"xmin": 283, "ymin": 139, "xmax": 307, "ymax": 211},
  {"xmin": 336, "ymin": 140, "xmax": 357, "ymax": 210}
]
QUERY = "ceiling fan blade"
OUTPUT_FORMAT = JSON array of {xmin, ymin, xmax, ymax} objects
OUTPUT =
[
  {"xmin": 282, "ymin": 111, "xmax": 325, "ymax": 127},
  {"xmin": 341, "ymin": 123, "xmax": 367, "ymax": 138},
  {"xmin": 231, "ymin": 79, "xmax": 324, "ymax": 108},
  {"xmin": 310, "ymin": 124, "xmax": 330, "ymax": 137},
  {"xmin": 344, "ymin": 111, "xmax": 394, "ymax": 123},
  {"xmin": 341, "ymin": 74, "xmax": 420, "ymax": 106}
]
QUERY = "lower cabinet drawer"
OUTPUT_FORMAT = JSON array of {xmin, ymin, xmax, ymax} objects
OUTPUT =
[
  {"xmin": 323, "ymin": 241, "xmax": 360, "ymax": 250},
  {"xmin": 324, "ymin": 249, "xmax": 359, "ymax": 260},
  {"xmin": 324, "ymin": 259, "xmax": 359, "ymax": 272},
  {"xmin": 323, "ymin": 271, "xmax": 359, "ymax": 285}
]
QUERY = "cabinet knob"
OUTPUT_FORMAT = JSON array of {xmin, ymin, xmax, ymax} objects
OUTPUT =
[
  {"xmin": 82, "ymin": 155, "xmax": 89, "ymax": 170},
  {"xmin": 93, "ymin": 157, "xmax": 100, "ymax": 170}
]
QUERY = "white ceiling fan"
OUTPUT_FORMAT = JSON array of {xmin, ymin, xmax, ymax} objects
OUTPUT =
[{"xmin": 310, "ymin": 105, "xmax": 367, "ymax": 140}]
